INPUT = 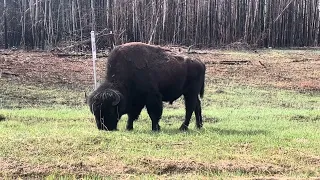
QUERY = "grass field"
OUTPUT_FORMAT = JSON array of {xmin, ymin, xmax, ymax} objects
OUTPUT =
[{"xmin": 0, "ymin": 48, "xmax": 320, "ymax": 179}]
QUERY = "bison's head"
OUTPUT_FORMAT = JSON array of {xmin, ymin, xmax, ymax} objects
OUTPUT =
[{"xmin": 87, "ymin": 85, "xmax": 123, "ymax": 131}]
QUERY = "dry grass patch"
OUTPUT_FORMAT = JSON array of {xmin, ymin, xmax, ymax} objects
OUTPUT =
[
  {"xmin": 139, "ymin": 157, "xmax": 291, "ymax": 176},
  {"xmin": 0, "ymin": 156, "xmax": 138, "ymax": 179}
]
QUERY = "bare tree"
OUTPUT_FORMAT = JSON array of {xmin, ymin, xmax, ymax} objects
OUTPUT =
[
  {"xmin": 1, "ymin": 0, "xmax": 320, "ymax": 49},
  {"xmin": 91, "ymin": 0, "xmax": 96, "ymax": 31},
  {"xmin": 3, "ymin": 0, "xmax": 8, "ymax": 48}
]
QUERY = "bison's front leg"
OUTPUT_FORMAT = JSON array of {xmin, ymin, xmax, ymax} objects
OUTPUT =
[
  {"xmin": 126, "ymin": 116, "xmax": 135, "ymax": 131},
  {"xmin": 146, "ymin": 93, "xmax": 163, "ymax": 131},
  {"xmin": 127, "ymin": 103, "xmax": 145, "ymax": 131}
]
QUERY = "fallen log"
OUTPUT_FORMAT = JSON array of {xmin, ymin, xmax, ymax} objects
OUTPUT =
[
  {"xmin": 219, "ymin": 60, "xmax": 251, "ymax": 65},
  {"xmin": 187, "ymin": 51, "xmax": 208, "ymax": 54},
  {"xmin": 0, "ymin": 71, "xmax": 19, "ymax": 77},
  {"xmin": 53, "ymin": 52, "xmax": 108, "ymax": 58},
  {"xmin": 205, "ymin": 60, "xmax": 251, "ymax": 65},
  {"xmin": 0, "ymin": 51, "xmax": 12, "ymax": 55}
]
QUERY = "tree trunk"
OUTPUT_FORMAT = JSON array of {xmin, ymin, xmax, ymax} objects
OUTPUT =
[
  {"xmin": 21, "ymin": 0, "xmax": 27, "ymax": 47},
  {"xmin": 2, "ymin": 0, "xmax": 320, "ymax": 49},
  {"xmin": 4, "ymin": 0, "xmax": 8, "ymax": 48},
  {"xmin": 91, "ymin": 0, "xmax": 96, "ymax": 31},
  {"xmin": 29, "ymin": 0, "xmax": 35, "ymax": 48},
  {"xmin": 315, "ymin": 0, "xmax": 320, "ymax": 45},
  {"xmin": 77, "ymin": 0, "xmax": 83, "ymax": 42}
]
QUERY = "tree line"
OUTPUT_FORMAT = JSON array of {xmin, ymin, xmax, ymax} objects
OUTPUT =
[{"xmin": 1, "ymin": 0, "xmax": 320, "ymax": 50}]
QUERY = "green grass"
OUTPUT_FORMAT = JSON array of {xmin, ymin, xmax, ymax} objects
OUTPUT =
[{"xmin": 0, "ymin": 80, "xmax": 320, "ymax": 179}]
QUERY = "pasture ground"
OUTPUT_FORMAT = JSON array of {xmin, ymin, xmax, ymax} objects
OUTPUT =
[{"xmin": 0, "ymin": 47, "xmax": 320, "ymax": 179}]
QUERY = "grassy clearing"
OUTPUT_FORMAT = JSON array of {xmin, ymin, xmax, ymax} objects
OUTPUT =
[
  {"xmin": 0, "ymin": 79, "xmax": 319, "ymax": 179},
  {"xmin": 0, "ymin": 79, "xmax": 87, "ymax": 109}
]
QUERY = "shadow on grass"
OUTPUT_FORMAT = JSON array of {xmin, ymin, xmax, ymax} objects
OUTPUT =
[
  {"xmin": 208, "ymin": 127, "xmax": 268, "ymax": 136},
  {"xmin": 131, "ymin": 126, "xmax": 268, "ymax": 137},
  {"xmin": 162, "ymin": 115, "xmax": 220, "ymax": 124},
  {"xmin": 290, "ymin": 115, "xmax": 320, "ymax": 122}
]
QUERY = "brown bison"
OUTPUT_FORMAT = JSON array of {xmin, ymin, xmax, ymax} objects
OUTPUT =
[{"xmin": 87, "ymin": 42, "xmax": 206, "ymax": 131}]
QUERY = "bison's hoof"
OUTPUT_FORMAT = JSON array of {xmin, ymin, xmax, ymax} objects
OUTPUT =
[
  {"xmin": 196, "ymin": 123, "xmax": 203, "ymax": 129},
  {"xmin": 152, "ymin": 125, "xmax": 161, "ymax": 131},
  {"xmin": 179, "ymin": 124, "xmax": 189, "ymax": 131}
]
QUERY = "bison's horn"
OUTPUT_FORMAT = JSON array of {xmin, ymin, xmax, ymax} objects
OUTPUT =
[{"xmin": 109, "ymin": 89, "xmax": 121, "ymax": 106}]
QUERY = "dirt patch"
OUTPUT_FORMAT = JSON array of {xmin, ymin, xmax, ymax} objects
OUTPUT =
[
  {"xmin": 0, "ymin": 51, "xmax": 106, "ymax": 89},
  {"xmin": 139, "ymin": 157, "xmax": 292, "ymax": 176},
  {"xmin": 0, "ymin": 158, "xmax": 51, "ymax": 178},
  {"xmin": 191, "ymin": 50, "xmax": 320, "ymax": 92},
  {"xmin": 0, "ymin": 157, "xmax": 139, "ymax": 179},
  {"xmin": 0, "ymin": 156, "xmax": 316, "ymax": 179},
  {"xmin": 1, "ymin": 49, "xmax": 319, "ymax": 93},
  {"xmin": 295, "ymin": 152, "xmax": 320, "ymax": 166}
]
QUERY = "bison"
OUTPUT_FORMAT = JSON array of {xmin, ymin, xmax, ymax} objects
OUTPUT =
[{"xmin": 87, "ymin": 42, "xmax": 206, "ymax": 131}]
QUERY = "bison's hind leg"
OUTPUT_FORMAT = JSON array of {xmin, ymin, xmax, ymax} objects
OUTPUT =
[
  {"xmin": 180, "ymin": 94, "xmax": 198, "ymax": 131},
  {"xmin": 195, "ymin": 97, "xmax": 203, "ymax": 129},
  {"xmin": 146, "ymin": 93, "xmax": 163, "ymax": 131}
]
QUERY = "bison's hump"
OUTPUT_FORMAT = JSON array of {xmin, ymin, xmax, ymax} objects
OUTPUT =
[{"xmin": 128, "ymin": 57, "xmax": 147, "ymax": 69}]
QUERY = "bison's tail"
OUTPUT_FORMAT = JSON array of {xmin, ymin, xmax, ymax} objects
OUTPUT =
[
  {"xmin": 200, "ymin": 79, "xmax": 205, "ymax": 98},
  {"xmin": 199, "ymin": 67, "xmax": 205, "ymax": 99}
]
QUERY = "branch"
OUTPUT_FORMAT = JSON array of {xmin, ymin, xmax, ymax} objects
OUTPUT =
[
  {"xmin": 58, "ymin": 28, "xmax": 113, "ymax": 51},
  {"xmin": 255, "ymin": 0, "xmax": 295, "ymax": 44},
  {"xmin": 205, "ymin": 60, "xmax": 251, "ymax": 65},
  {"xmin": 148, "ymin": 14, "xmax": 160, "ymax": 44},
  {"xmin": 273, "ymin": 0, "xmax": 295, "ymax": 23},
  {"xmin": 53, "ymin": 52, "xmax": 108, "ymax": 58}
]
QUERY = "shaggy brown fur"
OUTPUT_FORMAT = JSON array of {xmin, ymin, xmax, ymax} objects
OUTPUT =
[{"xmin": 87, "ymin": 42, "xmax": 206, "ymax": 131}]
